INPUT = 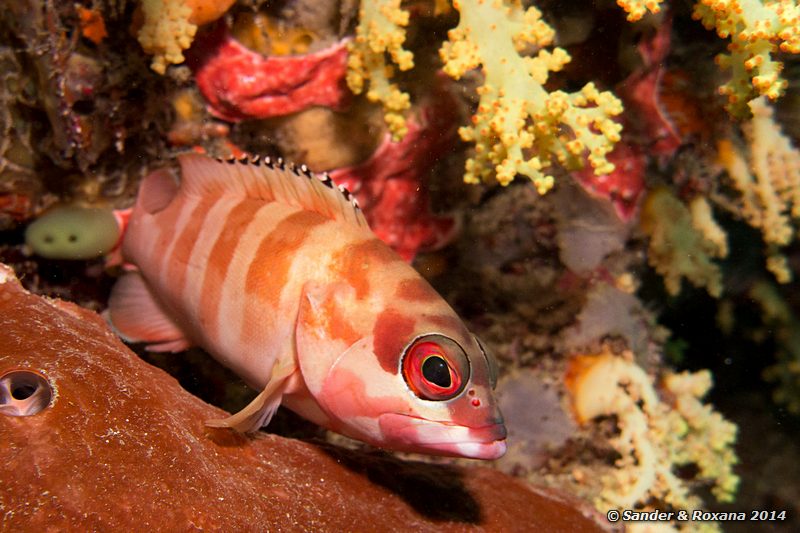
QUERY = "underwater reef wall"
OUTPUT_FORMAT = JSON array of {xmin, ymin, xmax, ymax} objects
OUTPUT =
[
  {"xmin": 0, "ymin": 263, "xmax": 610, "ymax": 532},
  {"xmin": 2, "ymin": 1, "xmax": 800, "ymax": 531}
]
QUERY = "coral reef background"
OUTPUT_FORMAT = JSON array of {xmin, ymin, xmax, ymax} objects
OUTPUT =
[{"xmin": 1, "ymin": 1, "xmax": 799, "ymax": 531}]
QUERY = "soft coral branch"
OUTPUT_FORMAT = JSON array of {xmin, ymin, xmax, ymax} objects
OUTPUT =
[{"xmin": 439, "ymin": 0, "xmax": 623, "ymax": 194}]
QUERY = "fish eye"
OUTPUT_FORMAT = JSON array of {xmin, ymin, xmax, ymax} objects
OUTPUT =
[
  {"xmin": 422, "ymin": 355, "xmax": 450, "ymax": 387},
  {"xmin": 475, "ymin": 336, "xmax": 498, "ymax": 389},
  {"xmin": 402, "ymin": 334, "xmax": 469, "ymax": 401}
]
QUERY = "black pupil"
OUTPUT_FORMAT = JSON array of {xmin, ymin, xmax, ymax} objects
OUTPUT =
[{"xmin": 422, "ymin": 356, "xmax": 451, "ymax": 388}]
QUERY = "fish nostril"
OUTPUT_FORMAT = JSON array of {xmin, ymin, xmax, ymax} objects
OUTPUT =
[{"xmin": 0, "ymin": 370, "xmax": 53, "ymax": 417}]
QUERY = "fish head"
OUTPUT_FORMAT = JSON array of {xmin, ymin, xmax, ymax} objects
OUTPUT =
[
  {"xmin": 296, "ymin": 282, "xmax": 506, "ymax": 459},
  {"xmin": 381, "ymin": 328, "xmax": 507, "ymax": 460}
]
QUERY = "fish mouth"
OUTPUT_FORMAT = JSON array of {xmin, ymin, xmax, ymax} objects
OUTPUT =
[{"xmin": 378, "ymin": 413, "xmax": 507, "ymax": 460}]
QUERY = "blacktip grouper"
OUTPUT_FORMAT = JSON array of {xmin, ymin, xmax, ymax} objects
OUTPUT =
[{"xmin": 107, "ymin": 153, "xmax": 506, "ymax": 459}]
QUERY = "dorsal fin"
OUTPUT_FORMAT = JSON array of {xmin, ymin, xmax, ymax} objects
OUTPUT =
[{"xmin": 177, "ymin": 152, "xmax": 369, "ymax": 228}]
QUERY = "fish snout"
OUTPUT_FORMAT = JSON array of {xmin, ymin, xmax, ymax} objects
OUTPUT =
[{"xmin": 469, "ymin": 420, "xmax": 507, "ymax": 442}]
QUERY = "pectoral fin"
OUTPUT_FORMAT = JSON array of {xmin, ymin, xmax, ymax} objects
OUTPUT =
[
  {"xmin": 205, "ymin": 359, "xmax": 297, "ymax": 433},
  {"xmin": 106, "ymin": 272, "xmax": 191, "ymax": 352}
]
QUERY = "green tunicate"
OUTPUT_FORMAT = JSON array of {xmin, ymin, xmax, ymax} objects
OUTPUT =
[{"xmin": 25, "ymin": 205, "xmax": 120, "ymax": 260}]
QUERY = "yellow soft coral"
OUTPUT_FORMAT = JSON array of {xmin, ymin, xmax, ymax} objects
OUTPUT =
[
  {"xmin": 439, "ymin": 0, "xmax": 623, "ymax": 194},
  {"xmin": 663, "ymin": 371, "xmax": 740, "ymax": 503},
  {"xmin": 346, "ymin": 0, "xmax": 414, "ymax": 139},
  {"xmin": 137, "ymin": 0, "xmax": 235, "ymax": 74},
  {"xmin": 567, "ymin": 350, "xmax": 739, "ymax": 532},
  {"xmin": 692, "ymin": 0, "xmax": 800, "ymax": 115},
  {"xmin": 717, "ymin": 96, "xmax": 800, "ymax": 282},
  {"xmin": 137, "ymin": 0, "xmax": 197, "ymax": 74},
  {"xmin": 616, "ymin": 0, "xmax": 663, "ymax": 22},
  {"xmin": 640, "ymin": 188, "xmax": 725, "ymax": 297},
  {"xmin": 689, "ymin": 196, "xmax": 729, "ymax": 258}
]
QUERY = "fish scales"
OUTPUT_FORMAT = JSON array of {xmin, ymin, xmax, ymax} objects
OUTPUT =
[
  {"xmin": 108, "ymin": 153, "xmax": 506, "ymax": 459},
  {"xmin": 130, "ymin": 198, "xmax": 351, "ymax": 381}
]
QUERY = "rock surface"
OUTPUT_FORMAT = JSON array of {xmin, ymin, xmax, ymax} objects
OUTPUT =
[{"xmin": 0, "ymin": 263, "xmax": 610, "ymax": 532}]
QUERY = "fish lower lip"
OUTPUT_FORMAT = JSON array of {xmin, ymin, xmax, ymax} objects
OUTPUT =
[
  {"xmin": 378, "ymin": 413, "xmax": 508, "ymax": 459},
  {"xmin": 456, "ymin": 439, "xmax": 507, "ymax": 460}
]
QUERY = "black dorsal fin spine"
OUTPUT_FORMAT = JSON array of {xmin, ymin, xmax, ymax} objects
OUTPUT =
[{"xmin": 178, "ymin": 152, "xmax": 366, "ymax": 227}]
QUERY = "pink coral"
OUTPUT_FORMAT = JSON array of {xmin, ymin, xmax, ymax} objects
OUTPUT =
[
  {"xmin": 572, "ymin": 140, "xmax": 646, "ymax": 223},
  {"xmin": 329, "ymin": 91, "xmax": 459, "ymax": 261},
  {"xmin": 616, "ymin": 18, "xmax": 682, "ymax": 158},
  {"xmin": 617, "ymin": 17, "xmax": 716, "ymax": 162},
  {"xmin": 187, "ymin": 24, "xmax": 350, "ymax": 122}
]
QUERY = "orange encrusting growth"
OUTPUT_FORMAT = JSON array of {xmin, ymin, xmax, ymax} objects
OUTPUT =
[
  {"xmin": 184, "ymin": 0, "xmax": 237, "ymax": 26},
  {"xmin": 563, "ymin": 353, "xmax": 606, "ymax": 423},
  {"xmin": 77, "ymin": 7, "xmax": 108, "ymax": 44}
]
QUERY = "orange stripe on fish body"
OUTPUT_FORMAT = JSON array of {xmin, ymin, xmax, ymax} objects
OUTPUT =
[{"xmin": 107, "ymin": 153, "xmax": 506, "ymax": 459}]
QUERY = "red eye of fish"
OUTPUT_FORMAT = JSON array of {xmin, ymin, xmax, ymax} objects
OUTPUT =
[{"xmin": 402, "ymin": 335, "xmax": 469, "ymax": 401}]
